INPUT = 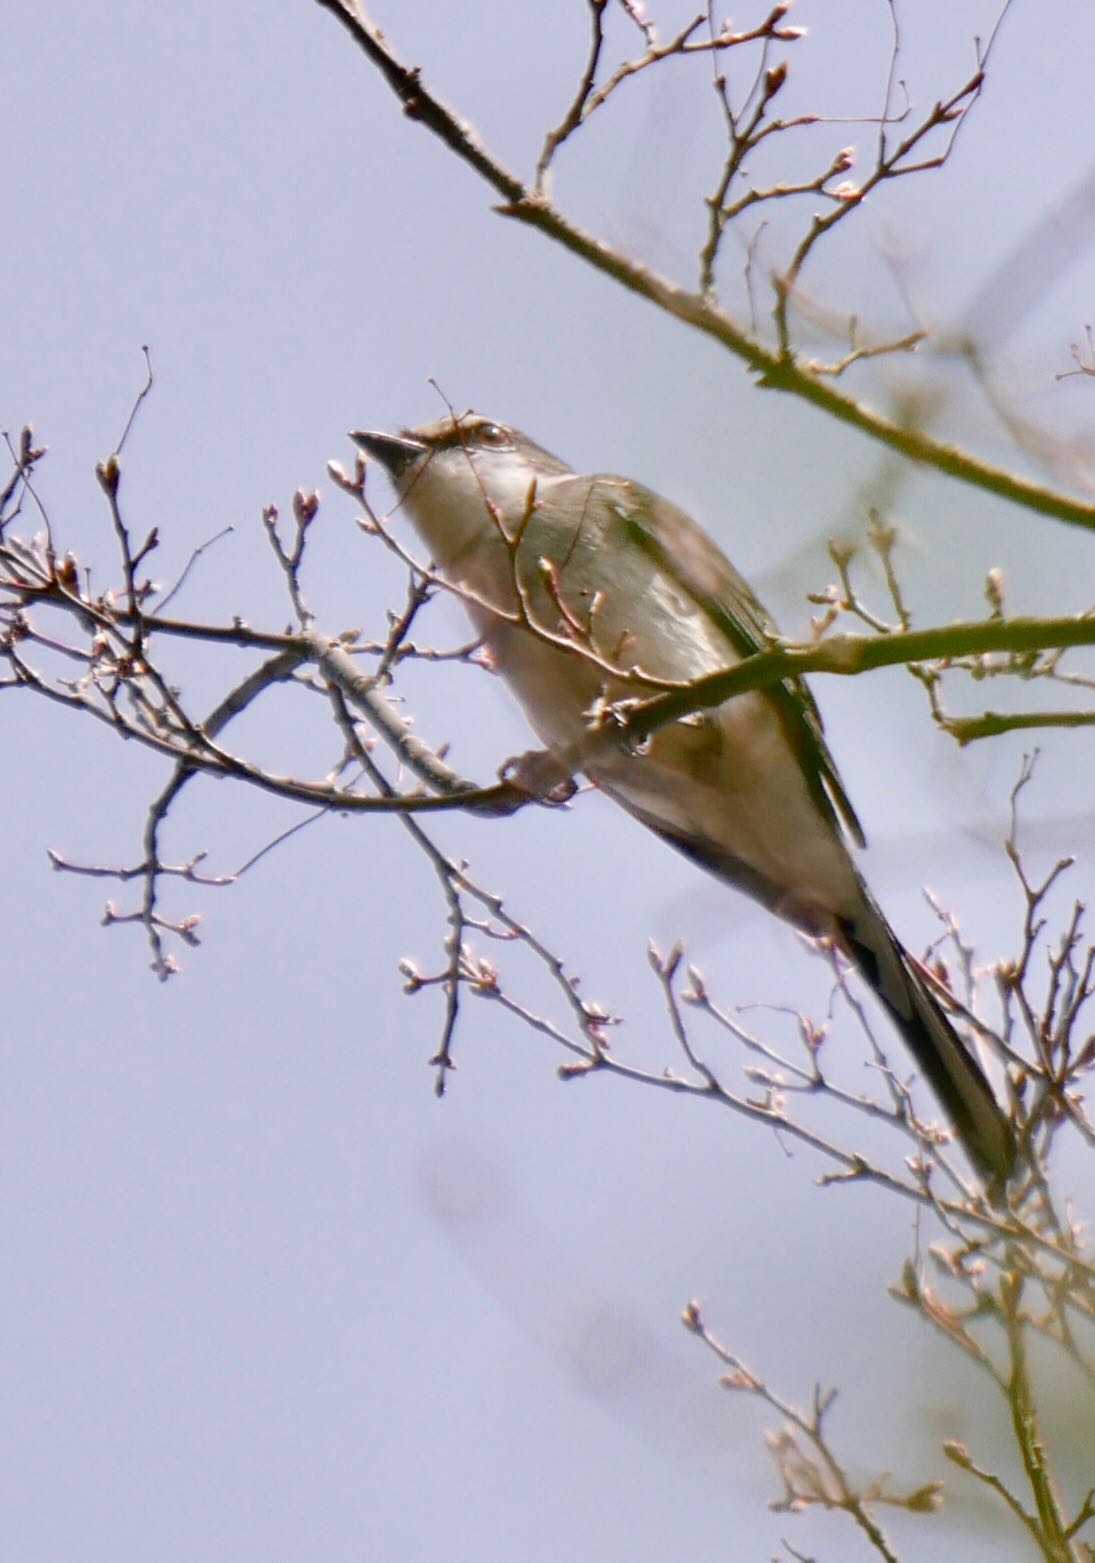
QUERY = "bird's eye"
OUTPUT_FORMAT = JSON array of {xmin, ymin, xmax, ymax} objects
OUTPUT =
[{"xmin": 475, "ymin": 422, "xmax": 509, "ymax": 448}]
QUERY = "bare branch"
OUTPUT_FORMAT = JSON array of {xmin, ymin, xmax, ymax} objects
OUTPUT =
[{"xmin": 309, "ymin": 1, "xmax": 1095, "ymax": 533}]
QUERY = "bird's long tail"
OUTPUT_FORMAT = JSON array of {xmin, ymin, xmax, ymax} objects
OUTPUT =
[{"xmin": 839, "ymin": 895, "xmax": 1017, "ymax": 1190}]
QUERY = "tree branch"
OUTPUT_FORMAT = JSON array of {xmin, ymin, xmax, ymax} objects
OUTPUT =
[{"xmin": 311, "ymin": 0, "xmax": 1095, "ymax": 534}]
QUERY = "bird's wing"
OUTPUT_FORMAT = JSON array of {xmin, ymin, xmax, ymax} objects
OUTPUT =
[{"xmin": 605, "ymin": 477, "xmax": 866, "ymax": 849}]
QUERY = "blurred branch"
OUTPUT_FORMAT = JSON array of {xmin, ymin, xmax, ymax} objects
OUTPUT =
[
  {"xmin": 938, "ymin": 708, "xmax": 1095, "ymax": 744},
  {"xmin": 683, "ymin": 1301, "xmax": 937, "ymax": 1561}
]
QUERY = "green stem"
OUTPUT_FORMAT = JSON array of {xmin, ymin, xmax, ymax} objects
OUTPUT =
[
  {"xmin": 1000, "ymin": 1273, "xmax": 1076, "ymax": 1561},
  {"xmin": 628, "ymin": 615, "xmax": 1095, "ymax": 741}
]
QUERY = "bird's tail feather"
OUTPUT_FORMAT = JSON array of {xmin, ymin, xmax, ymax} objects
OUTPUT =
[{"xmin": 840, "ymin": 897, "xmax": 1017, "ymax": 1190}]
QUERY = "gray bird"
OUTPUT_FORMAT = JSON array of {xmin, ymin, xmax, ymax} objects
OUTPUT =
[{"xmin": 353, "ymin": 413, "xmax": 1017, "ymax": 1188}]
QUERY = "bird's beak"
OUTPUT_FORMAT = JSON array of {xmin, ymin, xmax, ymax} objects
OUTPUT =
[{"xmin": 350, "ymin": 429, "xmax": 426, "ymax": 479}]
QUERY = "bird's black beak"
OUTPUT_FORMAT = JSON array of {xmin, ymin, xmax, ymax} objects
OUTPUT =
[{"xmin": 350, "ymin": 429, "xmax": 426, "ymax": 479}]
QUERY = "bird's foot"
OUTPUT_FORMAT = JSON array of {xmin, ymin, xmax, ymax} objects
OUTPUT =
[{"xmin": 499, "ymin": 748, "xmax": 577, "ymax": 806}]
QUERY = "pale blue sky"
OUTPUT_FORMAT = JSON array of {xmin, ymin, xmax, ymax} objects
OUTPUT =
[{"xmin": 4, "ymin": 3, "xmax": 1093, "ymax": 1559}]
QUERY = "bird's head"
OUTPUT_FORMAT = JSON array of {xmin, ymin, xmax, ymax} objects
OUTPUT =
[{"xmin": 351, "ymin": 414, "xmax": 572, "ymax": 568}]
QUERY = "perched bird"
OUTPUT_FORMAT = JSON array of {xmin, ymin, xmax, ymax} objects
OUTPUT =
[{"xmin": 353, "ymin": 413, "xmax": 1016, "ymax": 1187}]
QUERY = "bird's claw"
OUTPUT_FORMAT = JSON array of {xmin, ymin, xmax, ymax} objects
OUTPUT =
[{"xmin": 500, "ymin": 748, "xmax": 577, "ymax": 806}]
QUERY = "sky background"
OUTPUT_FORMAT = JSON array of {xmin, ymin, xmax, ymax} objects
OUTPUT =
[{"xmin": 3, "ymin": 2, "xmax": 1094, "ymax": 1559}]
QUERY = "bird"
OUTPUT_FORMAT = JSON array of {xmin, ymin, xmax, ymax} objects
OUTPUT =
[{"xmin": 352, "ymin": 412, "xmax": 1017, "ymax": 1188}]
